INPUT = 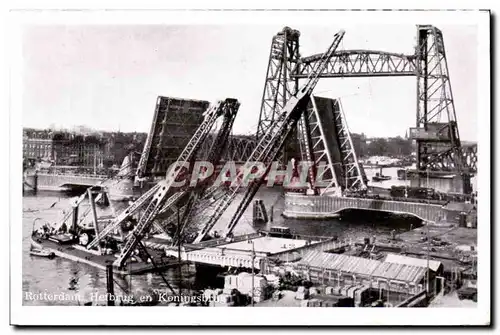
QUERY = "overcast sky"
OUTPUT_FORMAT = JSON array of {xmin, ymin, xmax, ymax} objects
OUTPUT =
[{"xmin": 22, "ymin": 24, "xmax": 478, "ymax": 141}]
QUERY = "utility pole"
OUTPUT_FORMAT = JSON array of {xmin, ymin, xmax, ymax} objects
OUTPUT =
[
  {"xmin": 426, "ymin": 168, "xmax": 430, "ymax": 295},
  {"xmin": 404, "ymin": 168, "xmax": 408, "ymax": 198},
  {"xmin": 177, "ymin": 208, "xmax": 182, "ymax": 300},
  {"xmin": 345, "ymin": 168, "xmax": 348, "ymax": 192},
  {"xmin": 251, "ymin": 242, "xmax": 255, "ymax": 307},
  {"xmin": 88, "ymin": 188, "xmax": 102, "ymax": 255}
]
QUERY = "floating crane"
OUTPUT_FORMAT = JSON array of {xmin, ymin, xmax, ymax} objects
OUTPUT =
[
  {"xmin": 111, "ymin": 99, "xmax": 239, "ymax": 267},
  {"xmin": 194, "ymin": 29, "xmax": 346, "ymax": 243},
  {"xmin": 85, "ymin": 99, "xmax": 239, "ymax": 264}
]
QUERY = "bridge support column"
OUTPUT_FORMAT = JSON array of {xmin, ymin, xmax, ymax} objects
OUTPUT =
[
  {"xmin": 33, "ymin": 173, "xmax": 38, "ymax": 193},
  {"xmin": 410, "ymin": 175, "xmax": 469, "ymax": 194}
]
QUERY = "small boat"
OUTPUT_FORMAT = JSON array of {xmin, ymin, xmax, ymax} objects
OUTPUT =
[
  {"xmin": 30, "ymin": 221, "xmax": 56, "ymax": 259},
  {"xmin": 372, "ymin": 174, "xmax": 392, "ymax": 182},
  {"xmin": 372, "ymin": 167, "xmax": 392, "ymax": 182},
  {"xmin": 29, "ymin": 246, "xmax": 56, "ymax": 259}
]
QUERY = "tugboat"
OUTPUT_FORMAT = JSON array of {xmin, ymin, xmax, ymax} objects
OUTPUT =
[{"xmin": 372, "ymin": 167, "xmax": 391, "ymax": 182}]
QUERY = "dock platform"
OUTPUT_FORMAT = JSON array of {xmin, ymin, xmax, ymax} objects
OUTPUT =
[
  {"xmin": 31, "ymin": 236, "xmax": 184, "ymax": 275},
  {"xmin": 165, "ymin": 232, "xmax": 350, "ymax": 271}
]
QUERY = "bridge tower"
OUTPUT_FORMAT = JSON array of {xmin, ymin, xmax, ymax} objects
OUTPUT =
[
  {"xmin": 256, "ymin": 27, "xmax": 302, "ymax": 162},
  {"xmin": 412, "ymin": 25, "xmax": 472, "ymax": 194},
  {"xmin": 256, "ymin": 27, "xmax": 367, "ymax": 195},
  {"xmin": 256, "ymin": 27, "xmax": 300, "ymax": 140}
]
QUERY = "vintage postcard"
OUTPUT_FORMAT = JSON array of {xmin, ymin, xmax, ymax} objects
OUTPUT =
[{"xmin": 9, "ymin": 7, "xmax": 490, "ymax": 326}]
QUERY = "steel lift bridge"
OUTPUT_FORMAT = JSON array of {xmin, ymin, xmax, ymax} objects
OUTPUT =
[
  {"xmin": 88, "ymin": 26, "xmax": 476, "ymax": 267},
  {"xmin": 191, "ymin": 25, "xmax": 476, "ymax": 244},
  {"xmin": 260, "ymin": 25, "xmax": 476, "ymax": 194}
]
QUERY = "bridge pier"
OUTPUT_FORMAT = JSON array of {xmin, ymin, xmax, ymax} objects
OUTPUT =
[
  {"xmin": 283, "ymin": 193, "xmax": 457, "ymax": 224},
  {"xmin": 33, "ymin": 173, "xmax": 107, "ymax": 192},
  {"xmin": 410, "ymin": 174, "xmax": 472, "ymax": 195},
  {"xmin": 23, "ymin": 172, "xmax": 38, "ymax": 193}
]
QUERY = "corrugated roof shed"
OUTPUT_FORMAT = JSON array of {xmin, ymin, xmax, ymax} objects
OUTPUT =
[
  {"xmin": 338, "ymin": 255, "xmax": 381, "ymax": 276},
  {"xmin": 371, "ymin": 262, "xmax": 405, "ymax": 280},
  {"xmin": 299, "ymin": 252, "xmax": 429, "ymax": 285},
  {"xmin": 357, "ymin": 261, "xmax": 427, "ymax": 285},
  {"xmin": 394, "ymin": 265, "xmax": 427, "ymax": 283},
  {"xmin": 300, "ymin": 250, "xmax": 332, "ymax": 268},
  {"xmin": 384, "ymin": 254, "xmax": 442, "ymax": 272},
  {"xmin": 299, "ymin": 251, "xmax": 382, "ymax": 277}
]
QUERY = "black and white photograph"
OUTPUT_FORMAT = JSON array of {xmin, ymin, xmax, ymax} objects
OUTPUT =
[{"xmin": 8, "ymin": 7, "xmax": 491, "ymax": 326}]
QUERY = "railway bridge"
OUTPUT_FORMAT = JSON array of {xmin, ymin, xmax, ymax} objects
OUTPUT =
[
  {"xmin": 282, "ymin": 193, "xmax": 476, "ymax": 226},
  {"xmin": 23, "ymin": 172, "xmax": 107, "ymax": 192},
  {"xmin": 81, "ymin": 26, "xmax": 479, "ymax": 268}
]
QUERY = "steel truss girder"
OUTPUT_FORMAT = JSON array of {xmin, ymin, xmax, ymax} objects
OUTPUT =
[
  {"xmin": 224, "ymin": 135, "xmax": 257, "ymax": 163},
  {"xmin": 200, "ymin": 134, "xmax": 257, "ymax": 163},
  {"xmin": 332, "ymin": 100, "xmax": 368, "ymax": 191},
  {"xmin": 87, "ymin": 183, "xmax": 162, "ymax": 249},
  {"xmin": 460, "ymin": 145, "xmax": 477, "ymax": 173},
  {"xmin": 137, "ymin": 97, "xmax": 209, "ymax": 178},
  {"xmin": 306, "ymin": 97, "xmax": 367, "ymax": 193},
  {"xmin": 149, "ymin": 186, "xmax": 229, "ymax": 239},
  {"xmin": 296, "ymin": 110, "xmax": 317, "ymax": 192},
  {"xmin": 293, "ymin": 50, "xmax": 416, "ymax": 78},
  {"xmin": 304, "ymin": 99, "xmax": 338, "ymax": 191}
]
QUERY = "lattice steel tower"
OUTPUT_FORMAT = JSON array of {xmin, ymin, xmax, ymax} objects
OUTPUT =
[
  {"xmin": 413, "ymin": 25, "xmax": 472, "ymax": 193},
  {"xmin": 256, "ymin": 27, "xmax": 301, "ymax": 141}
]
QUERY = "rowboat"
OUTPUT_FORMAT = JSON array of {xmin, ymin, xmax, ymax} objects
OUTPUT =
[
  {"xmin": 30, "ymin": 237, "xmax": 56, "ymax": 259},
  {"xmin": 29, "ymin": 247, "xmax": 56, "ymax": 259},
  {"xmin": 30, "ymin": 223, "xmax": 56, "ymax": 259}
]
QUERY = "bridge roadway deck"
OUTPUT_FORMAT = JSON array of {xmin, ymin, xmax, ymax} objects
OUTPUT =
[
  {"xmin": 27, "ymin": 173, "xmax": 108, "ymax": 191},
  {"xmin": 163, "ymin": 233, "xmax": 347, "ymax": 271},
  {"xmin": 282, "ymin": 193, "xmax": 474, "ymax": 224}
]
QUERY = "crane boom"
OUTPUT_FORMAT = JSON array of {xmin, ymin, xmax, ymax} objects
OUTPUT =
[
  {"xmin": 87, "ymin": 184, "xmax": 161, "ymax": 249},
  {"xmin": 139, "ymin": 100, "xmax": 239, "ymax": 244},
  {"xmin": 113, "ymin": 99, "xmax": 239, "ymax": 267},
  {"xmin": 172, "ymin": 101, "xmax": 239, "ymax": 245},
  {"xmin": 193, "ymin": 30, "xmax": 345, "ymax": 243}
]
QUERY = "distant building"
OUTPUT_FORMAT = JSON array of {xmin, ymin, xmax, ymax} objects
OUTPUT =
[
  {"xmin": 23, "ymin": 127, "xmax": 147, "ymax": 168},
  {"xmin": 52, "ymin": 136, "xmax": 105, "ymax": 168},
  {"xmin": 23, "ymin": 138, "xmax": 54, "ymax": 161}
]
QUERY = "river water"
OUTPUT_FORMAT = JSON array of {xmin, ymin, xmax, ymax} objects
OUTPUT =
[{"xmin": 21, "ymin": 167, "xmax": 476, "ymax": 306}]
